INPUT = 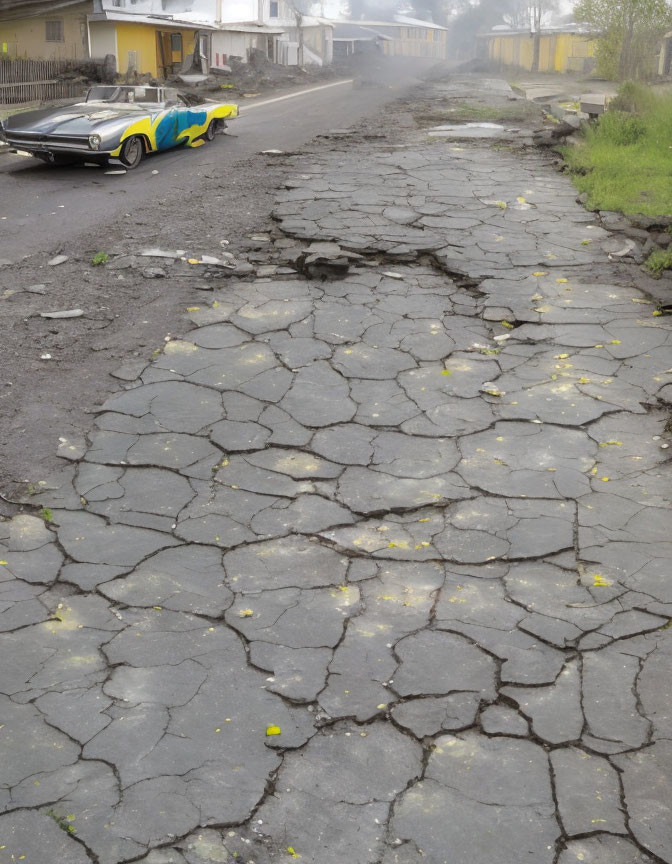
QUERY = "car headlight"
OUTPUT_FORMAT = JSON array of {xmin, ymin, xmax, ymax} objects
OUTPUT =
[{"xmin": 88, "ymin": 134, "xmax": 102, "ymax": 150}]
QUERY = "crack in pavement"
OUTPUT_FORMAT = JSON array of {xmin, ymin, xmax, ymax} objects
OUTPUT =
[{"xmin": 1, "ymin": 73, "xmax": 671, "ymax": 864}]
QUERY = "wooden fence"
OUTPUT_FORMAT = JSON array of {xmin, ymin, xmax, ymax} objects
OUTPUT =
[{"xmin": 0, "ymin": 59, "xmax": 86, "ymax": 105}]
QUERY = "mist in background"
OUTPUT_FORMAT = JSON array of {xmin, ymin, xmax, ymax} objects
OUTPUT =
[{"xmin": 320, "ymin": 0, "xmax": 575, "ymax": 29}]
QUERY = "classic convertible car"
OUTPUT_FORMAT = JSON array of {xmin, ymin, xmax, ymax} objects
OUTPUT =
[{"xmin": 0, "ymin": 85, "xmax": 238, "ymax": 169}]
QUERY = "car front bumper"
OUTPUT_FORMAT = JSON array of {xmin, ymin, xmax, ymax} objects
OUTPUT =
[{"xmin": 1, "ymin": 133, "xmax": 113, "ymax": 162}]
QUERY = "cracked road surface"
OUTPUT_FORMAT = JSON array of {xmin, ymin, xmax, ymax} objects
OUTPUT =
[{"xmin": 1, "ymin": 75, "xmax": 671, "ymax": 864}]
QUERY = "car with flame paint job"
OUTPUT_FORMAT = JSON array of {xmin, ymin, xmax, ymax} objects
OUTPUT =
[{"xmin": 0, "ymin": 85, "xmax": 238, "ymax": 169}]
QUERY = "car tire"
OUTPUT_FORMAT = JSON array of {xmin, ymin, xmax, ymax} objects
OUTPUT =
[
  {"xmin": 204, "ymin": 121, "xmax": 217, "ymax": 142},
  {"xmin": 120, "ymin": 136, "xmax": 144, "ymax": 169}
]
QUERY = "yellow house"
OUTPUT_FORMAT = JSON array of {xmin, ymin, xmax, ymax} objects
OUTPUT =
[
  {"xmin": 0, "ymin": 0, "xmax": 91, "ymax": 60},
  {"xmin": 349, "ymin": 17, "xmax": 448, "ymax": 60},
  {"xmin": 88, "ymin": 10, "xmax": 207, "ymax": 78},
  {"xmin": 484, "ymin": 28, "xmax": 596, "ymax": 74}
]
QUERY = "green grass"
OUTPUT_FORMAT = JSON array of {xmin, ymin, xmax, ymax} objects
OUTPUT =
[
  {"xmin": 562, "ymin": 82, "xmax": 672, "ymax": 217},
  {"xmin": 645, "ymin": 247, "xmax": 672, "ymax": 277}
]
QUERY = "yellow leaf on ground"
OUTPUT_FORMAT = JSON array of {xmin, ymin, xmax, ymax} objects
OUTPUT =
[{"xmin": 266, "ymin": 725, "xmax": 282, "ymax": 736}]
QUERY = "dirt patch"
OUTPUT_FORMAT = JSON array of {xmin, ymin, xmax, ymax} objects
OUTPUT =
[{"xmin": 0, "ymin": 155, "xmax": 287, "ymax": 497}]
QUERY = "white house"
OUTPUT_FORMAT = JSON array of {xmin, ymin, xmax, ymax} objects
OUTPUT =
[{"xmin": 97, "ymin": 0, "xmax": 333, "ymax": 66}]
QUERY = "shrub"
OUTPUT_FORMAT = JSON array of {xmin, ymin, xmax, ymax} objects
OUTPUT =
[
  {"xmin": 610, "ymin": 81, "xmax": 658, "ymax": 114},
  {"xmin": 595, "ymin": 111, "xmax": 647, "ymax": 146}
]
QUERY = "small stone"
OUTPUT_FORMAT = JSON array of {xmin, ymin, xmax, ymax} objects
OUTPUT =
[
  {"xmin": 25, "ymin": 284, "xmax": 47, "ymax": 294},
  {"xmin": 48, "ymin": 255, "xmax": 69, "ymax": 266},
  {"xmin": 142, "ymin": 267, "xmax": 166, "ymax": 278},
  {"xmin": 233, "ymin": 262, "xmax": 255, "ymax": 275},
  {"xmin": 40, "ymin": 309, "xmax": 84, "ymax": 319}
]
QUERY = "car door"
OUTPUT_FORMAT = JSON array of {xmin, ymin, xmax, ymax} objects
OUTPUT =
[
  {"xmin": 153, "ymin": 88, "xmax": 181, "ymax": 151},
  {"xmin": 173, "ymin": 93, "xmax": 208, "ymax": 146}
]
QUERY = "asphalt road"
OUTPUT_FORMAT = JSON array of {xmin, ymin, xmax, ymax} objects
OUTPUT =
[{"xmin": 0, "ymin": 61, "xmax": 435, "ymax": 262}]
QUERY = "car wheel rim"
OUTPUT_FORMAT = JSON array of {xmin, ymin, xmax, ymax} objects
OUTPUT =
[{"xmin": 125, "ymin": 139, "xmax": 141, "ymax": 164}]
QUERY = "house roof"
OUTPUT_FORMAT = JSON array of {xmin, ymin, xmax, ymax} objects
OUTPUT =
[
  {"xmin": 332, "ymin": 22, "xmax": 391, "ymax": 41},
  {"xmin": 88, "ymin": 10, "xmax": 217, "ymax": 30},
  {"xmin": 335, "ymin": 15, "xmax": 448, "ymax": 31},
  {"xmin": 300, "ymin": 16, "xmax": 334, "ymax": 28},
  {"xmin": 483, "ymin": 22, "xmax": 595, "ymax": 36},
  {"xmin": 214, "ymin": 21, "xmax": 285, "ymax": 33},
  {"xmin": 393, "ymin": 14, "xmax": 448, "ymax": 30},
  {"xmin": 0, "ymin": 0, "xmax": 86, "ymax": 13}
]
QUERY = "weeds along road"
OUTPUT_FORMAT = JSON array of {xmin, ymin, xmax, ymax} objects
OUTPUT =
[{"xmin": 0, "ymin": 60, "xmax": 436, "ymax": 262}]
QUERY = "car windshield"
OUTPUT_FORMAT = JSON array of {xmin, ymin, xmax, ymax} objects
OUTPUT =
[{"xmin": 86, "ymin": 86, "xmax": 161, "ymax": 104}]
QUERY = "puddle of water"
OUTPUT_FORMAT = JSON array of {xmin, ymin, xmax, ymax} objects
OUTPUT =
[{"xmin": 428, "ymin": 122, "xmax": 519, "ymax": 139}]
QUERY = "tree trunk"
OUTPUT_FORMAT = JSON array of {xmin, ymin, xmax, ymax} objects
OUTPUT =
[
  {"xmin": 532, "ymin": 32, "xmax": 540, "ymax": 71},
  {"xmin": 531, "ymin": 1, "xmax": 541, "ymax": 72},
  {"xmin": 619, "ymin": 7, "xmax": 635, "ymax": 79},
  {"xmin": 295, "ymin": 10, "xmax": 304, "ymax": 66}
]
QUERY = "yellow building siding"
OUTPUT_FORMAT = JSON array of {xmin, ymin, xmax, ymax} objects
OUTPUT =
[
  {"xmin": 487, "ymin": 32, "xmax": 595, "ymax": 73},
  {"xmin": 0, "ymin": 3, "xmax": 90, "ymax": 60},
  {"xmin": 114, "ymin": 23, "xmax": 196, "ymax": 77},
  {"xmin": 115, "ymin": 22, "xmax": 159, "ymax": 76},
  {"xmin": 381, "ymin": 28, "xmax": 447, "ymax": 59}
]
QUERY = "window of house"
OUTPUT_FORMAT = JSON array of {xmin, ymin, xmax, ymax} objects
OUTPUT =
[
  {"xmin": 170, "ymin": 33, "xmax": 182, "ymax": 52},
  {"xmin": 45, "ymin": 20, "xmax": 64, "ymax": 42},
  {"xmin": 112, "ymin": 0, "xmax": 125, "ymax": 6},
  {"xmin": 269, "ymin": 2, "xmax": 279, "ymax": 18}
]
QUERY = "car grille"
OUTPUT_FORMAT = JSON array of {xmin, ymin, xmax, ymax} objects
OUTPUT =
[{"xmin": 5, "ymin": 132, "xmax": 91, "ymax": 150}]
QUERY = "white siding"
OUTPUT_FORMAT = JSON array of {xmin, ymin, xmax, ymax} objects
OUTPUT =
[{"xmin": 88, "ymin": 19, "xmax": 117, "ymax": 65}]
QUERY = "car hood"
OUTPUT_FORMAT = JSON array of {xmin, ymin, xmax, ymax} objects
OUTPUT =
[{"xmin": 4, "ymin": 103, "xmax": 155, "ymax": 135}]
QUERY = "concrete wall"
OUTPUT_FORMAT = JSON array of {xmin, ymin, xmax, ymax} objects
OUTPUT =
[{"xmin": 0, "ymin": 2, "xmax": 90, "ymax": 60}]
